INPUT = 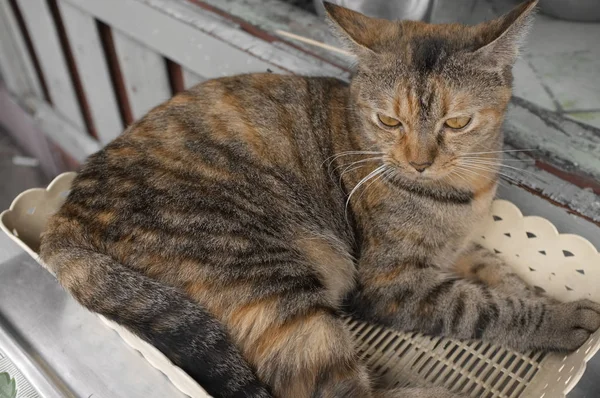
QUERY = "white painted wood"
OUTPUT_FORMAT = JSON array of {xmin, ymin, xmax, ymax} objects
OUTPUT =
[
  {"xmin": 16, "ymin": 0, "xmax": 86, "ymax": 130},
  {"xmin": 112, "ymin": 31, "xmax": 172, "ymax": 120},
  {"xmin": 59, "ymin": 1, "xmax": 123, "ymax": 144},
  {"xmin": 0, "ymin": 1, "xmax": 43, "ymax": 98},
  {"xmin": 23, "ymin": 96, "xmax": 101, "ymax": 163},
  {"xmin": 200, "ymin": 0, "xmax": 350, "ymax": 70},
  {"xmin": 182, "ymin": 68, "xmax": 205, "ymax": 89},
  {"xmin": 0, "ymin": 85, "xmax": 65, "ymax": 177},
  {"xmin": 61, "ymin": 0, "xmax": 308, "ymax": 79},
  {"xmin": 142, "ymin": 0, "xmax": 347, "ymax": 78}
]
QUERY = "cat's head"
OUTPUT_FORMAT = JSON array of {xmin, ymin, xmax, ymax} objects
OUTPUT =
[{"xmin": 325, "ymin": 0, "xmax": 537, "ymax": 187}]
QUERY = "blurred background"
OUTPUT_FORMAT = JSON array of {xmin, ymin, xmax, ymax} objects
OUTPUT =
[{"xmin": 0, "ymin": 0, "xmax": 599, "ymax": 397}]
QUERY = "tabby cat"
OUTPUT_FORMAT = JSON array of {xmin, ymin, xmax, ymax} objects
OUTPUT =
[{"xmin": 40, "ymin": 1, "xmax": 600, "ymax": 397}]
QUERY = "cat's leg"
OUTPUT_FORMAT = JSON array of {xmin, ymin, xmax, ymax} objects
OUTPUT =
[
  {"xmin": 224, "ymin": 301, "xmax": 372, "ymax": 397},
  {"xmin": 453, "ymin": 242, "xmax": 540, "ymax": 298},
  {"xmin": 40, "ymin": 245, "xmax": 271, "ymax": 398},
  {"xmin": 222, "ymin": 296, "xmax": 464, "ymax": 398},
  {"xmin": 346, "ymin": 256, "xmax": 600, "ymax": 353}
]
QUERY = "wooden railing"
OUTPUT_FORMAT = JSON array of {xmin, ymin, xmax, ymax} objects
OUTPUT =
[{"xmin": 0, "ymin": 0, "xmax": 347, "ymax": 163}]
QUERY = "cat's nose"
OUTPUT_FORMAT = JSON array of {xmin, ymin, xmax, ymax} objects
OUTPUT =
[{"xmin": 409, "ymin": 161, "xmax": 433, "ymax": 173}]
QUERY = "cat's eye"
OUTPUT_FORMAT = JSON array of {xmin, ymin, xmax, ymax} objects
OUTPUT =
[
  {"xmin": 444, "ymin": 116, "xmax": 472, "ymax": 130},
  {"xmin": 377, "ymin": 114, "xmax": 402, "ymax": 128}
]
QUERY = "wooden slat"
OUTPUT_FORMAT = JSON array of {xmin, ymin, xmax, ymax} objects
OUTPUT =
[
  {"xmin": 61, "ymin": 0, "xmax": 331, "ymax": 79},
  {"xmin": 16, "ymin": 0, "xmax": 85, "ymax": 130},
  {"xmin": 0, "ymin": 85, "xmax": 66, "ymax": 177},
  {"xmin": 112, "ymin": 31, "xmax": 172, "ymax": 120},
  {"xmin": 23, "ymin": 96, "xmax": 101, "ymax": 163},
  {"xmin": 198, "ymin": 0, "xmax": 351, "ymax": 69},
  {"xmin": 499, "ymin": 150, "xmax": 600, "ymax": 224},
  {"xmin": 146, "ymin": 0, "xmax": 347, "ymax": 78},
  {"xmin": 0, "ymin": 1, "xmax": 43, "ymax": 98},
  {"xmin": 182, "ymin": 68, "xmax": 205, "ymax": 89},
  {"xmin": 58, "ymin": 1, "xmax": 123, "ymax": 144},
  {"xmin": 505, "ymin": 97, "xmax": 600, "ymax": 188}
]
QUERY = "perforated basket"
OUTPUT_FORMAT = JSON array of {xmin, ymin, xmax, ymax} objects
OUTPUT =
[{"xmin": 1, "ymin": 172, "xmax": 599, "ymax": 398}]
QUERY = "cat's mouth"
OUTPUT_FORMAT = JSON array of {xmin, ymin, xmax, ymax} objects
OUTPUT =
[{"xmin": 385, "ymin": 161, "xmax": 441, "ymax": 182}]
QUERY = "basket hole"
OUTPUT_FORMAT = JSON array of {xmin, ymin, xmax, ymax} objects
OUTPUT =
[
  {"xmin": 493, "ymin": 215, "xmax": 502, "ymax": 221},
  {"xmin": 415, "ymin": 356, "xmax": 432, "ymax": 373},
  {"xmin": 504, "ymin": 354, "xmax": 516, "ymax": 368},
  {"xmin": 534, "ymin": 286, "xmax": 546, "ymax": 294},
  {"xmin": 562, "ymin": 250, "xmax": 574, "ymax": 257},
  {"xmin": 496, "ymin": 376, "xmax": 513, "ymax": 396},
  {"xmin": 515, "ymin": 254, "xmax": 520, "ymax": 257},
  {"xmin": 494, "ymin": 249, "xmax": 501, "ymax": 254},
  {"xmin": 565, "ymin": 376, "xmax": 572, "ymax": 385},
  {"xmin": 538, "ymin": 250, "xmax": 547, "ymax": 255},
  {"xmin": 529, "ymin": 267, "xmax": 536, "ymax": 272},
  {"xmin": 526, "ymin": 232, "xmax": 537, "ymax": 238},
  {"xmin": 26, "ymin": 207, "xmax": 36, "ymax": 215},
  {"xmin": 565, "ymin": 285, "xmax": 574, "ymax": 291},
  {"xmin": 551, "ymin": 272, "xmax": 556, "ymax": 276},
  {"xmin": 490, "ymin": 372, "xmax": 503, "ymax": 389},
  {"xmin": 576, "ymin": 269, "xmax": 585, "ymax": 275},
  {"xmin": 481, "ymin": 235, "xmax": 486, "ymax": 240},
  {"xmin": 504, "ymin": 233, "xmax": 511, "ymax": 237}
]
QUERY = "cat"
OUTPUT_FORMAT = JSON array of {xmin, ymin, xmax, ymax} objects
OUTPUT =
[{"xmin": 40, "ymin": 1, "xmax": 600, "ymax": 397}]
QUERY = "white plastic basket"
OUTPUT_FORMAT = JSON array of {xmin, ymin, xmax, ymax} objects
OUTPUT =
[{"xmin": 1, "ymin": 172, "xmax": 599, "ymax": 398}]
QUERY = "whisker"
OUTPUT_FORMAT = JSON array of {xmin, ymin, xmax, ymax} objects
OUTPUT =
[
  {"xmin": 345, "ymin": 165, "xmax": 387, "ymax": 212},
  {"xmin": 355, "ymin": 171, "xmax": 387, "ymax": 203},
  {"xmin": 454, "ymin": 165, "xmax": 509, "ymax": 189},
  {"xmin": 448, "ymin": 168, "xmax": 471, "ymax": 186},
  {"xmin": 322, "ymin": 151, "xmax": 385, "ymax": 169},
  {"xmin": 333, "ymin": 157, "xmax": 382, "ymax": 175},
  {"xmin": 460, "ymin": 157, "xmax": 535, "ymax": 163},
  {"xmin": 460, "ymin": 160, "xmax": 539, "ymax": 178},
  {"xmin": 339, "ymin": 163, "xmax": 379, "ymax": 184},
  {"xmin": 462, "ymin": 149, "xmax": 537, "ymax": 156},
  {"xmin": 459, "ymin": 163, "xmax": 520, "ymax": 184}
]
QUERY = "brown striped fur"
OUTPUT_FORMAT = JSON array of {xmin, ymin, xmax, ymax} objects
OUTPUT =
[{"xmin": 40, "ymin": 1, "xmax": 600, "ymax": 397}]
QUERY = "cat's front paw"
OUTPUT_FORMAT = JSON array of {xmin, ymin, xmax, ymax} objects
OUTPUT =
[{"xmin": 535, "ymin": 299, "xmax": 600, "ymax": 351}]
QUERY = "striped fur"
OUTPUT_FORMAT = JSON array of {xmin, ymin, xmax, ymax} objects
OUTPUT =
[{"xmin": 40, "ymin": 1, "xmax": 599, "ymax": 397}]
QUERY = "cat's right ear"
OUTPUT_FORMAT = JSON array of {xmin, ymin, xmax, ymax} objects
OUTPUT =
[{"xmin": 323, "ymin": 2, "xmax": 397, "ymax": 55}]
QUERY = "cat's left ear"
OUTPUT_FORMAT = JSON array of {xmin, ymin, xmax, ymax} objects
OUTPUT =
[
  {"xmin": 323, "ymin": 2, "xmax": 398, "ymax": 56},
  {"xmin": 473, "ymin": 0, "xmax": 538, "ymax": 68}
]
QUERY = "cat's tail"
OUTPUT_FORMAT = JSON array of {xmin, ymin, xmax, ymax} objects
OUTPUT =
[{"xmin": 39, "ymin": 239, "xmax": 271, "ymax": 398}]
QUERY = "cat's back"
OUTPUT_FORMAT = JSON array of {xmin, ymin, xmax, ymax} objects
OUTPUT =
[
  {"xmin": 104, "ymin": 73, "xmax": 347, "ymax": 169},
  {"xmin": 41, "ymin": 73, "xmax": 351, "ymax": 274}
]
